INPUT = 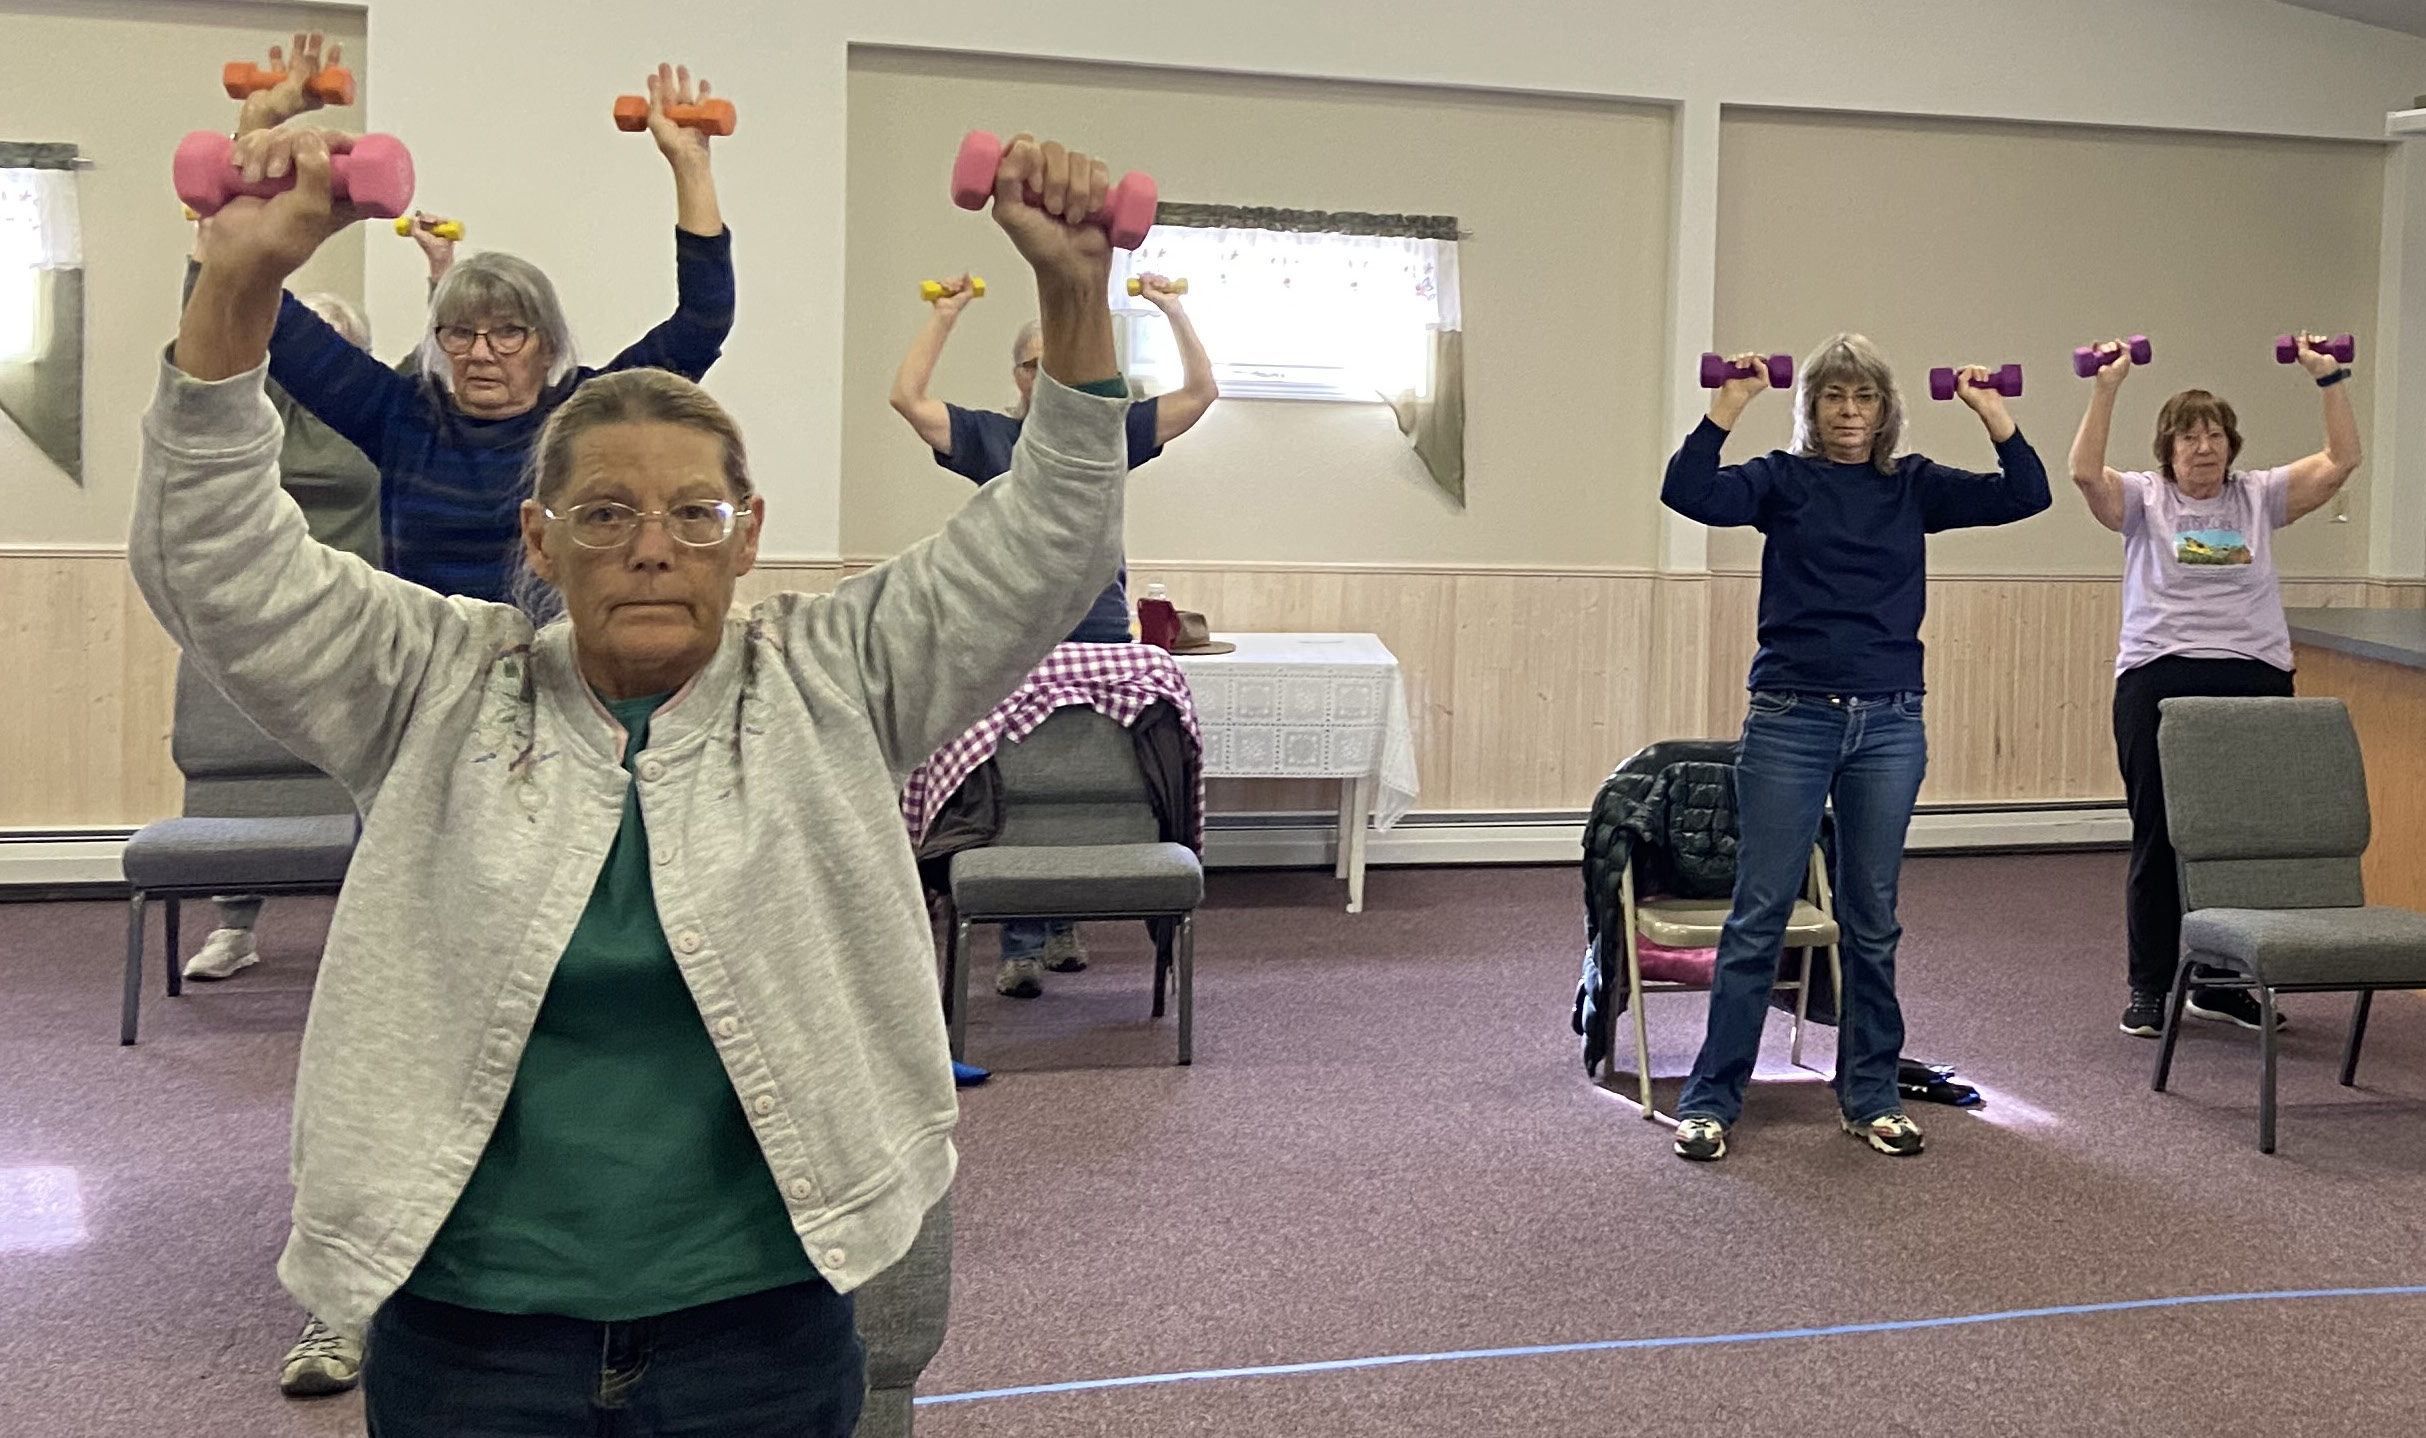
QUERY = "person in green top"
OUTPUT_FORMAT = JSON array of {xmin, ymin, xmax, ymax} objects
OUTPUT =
[{"xmin": 155, "ymin": 110, "xmax": 1135, "ymax": 1436}]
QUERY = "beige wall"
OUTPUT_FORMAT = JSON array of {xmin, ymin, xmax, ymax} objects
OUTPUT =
[
  {"xmin": 0, "ymin": 0, "xmax": 368, "ymax": 546},
  {"xmin": 842, "ymin": 49, "xmax": 1673, "ymax": 569},
  {"xmin": 1711, "ymin": 109, "xmax": 2385, "ymax": 579}
]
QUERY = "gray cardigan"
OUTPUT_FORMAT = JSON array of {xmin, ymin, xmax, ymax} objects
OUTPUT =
[{"xmin": 129, "ymin": 355, "xmax": 1127, "ymax": 1337}]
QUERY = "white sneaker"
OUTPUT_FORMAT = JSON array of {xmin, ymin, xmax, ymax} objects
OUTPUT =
[
  {"xmin": 995, "ymin": 956, "xmax": 1044, "ymax": 999},
  {"xmin": 278, "ymin": 1314, "xmax": 361, "ymax": 1397},
  {"xmin": 184, "ymin": 927, "xmax": 258, "ymax": 981}
]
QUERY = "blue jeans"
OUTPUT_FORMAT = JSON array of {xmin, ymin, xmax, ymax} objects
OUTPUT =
[
  {"xmin": 1675, "ymin": 691, "xmax": 1929, "ymax": 1128},
  {"xmin": 362, "ymin": 1280, "xmax": 863, "ymax": 1437},
  {"xmin": 1001, "ymin": 919, "xmax": 1074, "ymax": 962}
]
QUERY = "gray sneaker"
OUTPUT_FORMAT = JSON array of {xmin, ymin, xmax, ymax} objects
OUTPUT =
[
  {"xmin": 1040, "ymin": 928, "xmax": 1090, "ymax": 973},
  {"xmin": 279, "ymin": 1314, "xmax": 361, "ymax": 1397},
  {"xmin": 1673, "ymin": 1117, "xmax": 1728, "ymax": 1162},
  {"xmin": 184, "ymin": 927, "xmax": 259, "ymax": 981},
  {"xmin": 995, "ymin": 956, "xmax": 1044, "ymax": 999}
]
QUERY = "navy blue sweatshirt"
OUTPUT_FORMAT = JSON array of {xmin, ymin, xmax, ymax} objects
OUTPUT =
[
  {"xmin": 265, "ymin": 227, "xmax": 736, "ymax": 602},
  {"xmin": 1662, "ymin": 418, "xmax": 2051, "ymax": 695}
]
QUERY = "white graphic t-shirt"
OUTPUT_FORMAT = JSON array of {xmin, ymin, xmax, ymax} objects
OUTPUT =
[{"xmin": 2114, "ymin": 466, "xmax": 2293, "ymax": 675}]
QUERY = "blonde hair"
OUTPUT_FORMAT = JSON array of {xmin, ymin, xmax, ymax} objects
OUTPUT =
[
  {"xmin": 509, "ymin": 370, "xmax": 752, "ymax": 619},
  {"xmin": 1790, "ymin": 333, "xmax": 1906, "ymax": 476}
]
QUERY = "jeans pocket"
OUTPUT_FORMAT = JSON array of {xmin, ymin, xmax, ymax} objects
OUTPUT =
[
  {"xmin": 1894, "ymin": 693, "xmax": 1925, "ymax": 723},
  {"xmin": 1747, "ymin": 691, "xmax": 1798, "ymax": 718}
]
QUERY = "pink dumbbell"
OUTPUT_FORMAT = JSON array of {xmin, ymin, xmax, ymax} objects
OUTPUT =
[
  {"xmin": 1700, "ymin": 352, "xmax": 1793, "ymax": 389},
  {"xmin": 2275, "ymin": 332, "xmax": 2355, "ymax": 364},
  {"xmin": 1929, "ymin": 363, "xmax": 2023, "ymax": 401},
  {"xmin": 2073, "ymin": 335, "xmax": 2151, "ymax": 377},
  {"xmin": 950, "ymin": 130, "xmax": 1158, "ymax": 250},
  {"xmin": 173, "ymin": 130, "xmax": 414, "ymax": 220}
]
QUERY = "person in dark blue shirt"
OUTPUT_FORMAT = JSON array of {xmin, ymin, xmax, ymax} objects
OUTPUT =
[
  {"xmin": 1660, "ymin": 334, "xmax": 2050, "ymax": 1164},
  {"xmin": 889, "ymin": 272, "xmax": 1218, "ymax": 1003},
  {"xmin": 242, "ymin": 52, "xmax": 736, "ymax": 605}
]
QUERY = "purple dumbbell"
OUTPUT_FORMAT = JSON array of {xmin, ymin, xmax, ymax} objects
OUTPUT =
[
  {"xmin": 1929, "ymin": 363, "xmax": 2023, "ymax": 401},
  {"xmin": 2072, "ymin": 335, "xmax": 2151, "ymax": 378},
  {"xmin": 1699, "ymin": 352, "xmax": 1794, "ymax": 389},
  {"xmin": 2275, "ymin": 332, "xmax": 2356, "ymax": 364}
]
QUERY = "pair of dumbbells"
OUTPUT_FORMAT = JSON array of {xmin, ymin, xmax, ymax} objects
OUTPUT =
[
  {"xmin": 612, "ymin": 95, "xmax": 737, "ymax": 136},
  {"xmin": 223, "ymin": 59, "xmax": 355, "ymax": 107}
]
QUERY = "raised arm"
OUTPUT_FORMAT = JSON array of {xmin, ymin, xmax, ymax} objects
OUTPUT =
[
  {"xmin": 1136, "ymin": 274, "xmax": 1218, "ymax": 443},
  {"xmin": 144, "ymin": 129, "xmax": 480, "ymax": 797},
  {"xmin": 2282, "ymin": 335, "xmax": 2363, "ymax": 523},
  {"xmin": 1919, "ymin": 365, "xmax": 2052, "ymax": 530},
  {"xmin": 597, "ymin": 64, "xmax": 734, "ymax": 381},
  {"xmin": 779, "ymin": 133, "xmax": 1127, "ymax": 775},
  {"xmin": 888, "ymin": 277, "xmax": 977, "ymax": 454},
  {"xmin": 2067, "ymin": 343, "xmax": 2131, "ymax": 533},
  {"xmin": 1660, "ymin": 356, "xmax": 1774, "ymax": 528}
]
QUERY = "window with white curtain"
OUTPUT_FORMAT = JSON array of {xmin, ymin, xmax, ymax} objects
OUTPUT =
[
  {"xmin": 0, "ymin": 165, "xmax": 79, "ymax": 363},
  {"xmin": 1110, "ymin": 225, "xmax": 1459, "ymax": 403}
]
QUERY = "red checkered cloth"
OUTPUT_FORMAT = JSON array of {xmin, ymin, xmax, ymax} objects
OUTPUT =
[{"xmin": 900, "ymin": 642, "xmax": 1205, "ymax": 850}]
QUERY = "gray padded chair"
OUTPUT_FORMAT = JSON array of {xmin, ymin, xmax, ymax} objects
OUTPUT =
[
  {"xmin": 849, "ymin": 1193, "xmax": 953, "ymax": 1438},
  {"xmin": 2151, "ymin": 696, "xmax": 2426, "ymax": 1152},
  {"xmin": 941, "ymin": 706, "xmax": 1205, "ymax": 1065},
  {"xmin": 117, "ymin": 658, "xmax": 358, "ymax": 1044}
]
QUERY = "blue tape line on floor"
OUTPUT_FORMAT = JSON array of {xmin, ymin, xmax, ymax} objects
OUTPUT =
[{"xmin": 916, "ymin": 1284, "xmax": 2426, "ymax": 1406}]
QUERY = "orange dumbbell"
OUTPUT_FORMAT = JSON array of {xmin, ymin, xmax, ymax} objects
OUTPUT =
[
  {"xmin": 613, "ymin": 96, "xmax": 736, "ymax": 136},
  {"xmin": 222, "ymin": 60, "xmax": 356, "ymax": 107}
]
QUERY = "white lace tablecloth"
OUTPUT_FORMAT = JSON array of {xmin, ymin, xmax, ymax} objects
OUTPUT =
[{"xmin": 1174, "ymin": 632, "xmax": 1420, "ymax": 830}]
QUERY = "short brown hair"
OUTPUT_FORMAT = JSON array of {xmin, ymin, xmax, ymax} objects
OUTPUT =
[
  {"xmin": 2153, "ymin": 390, "xmax": 2242, "ymax": 481},
  {"xmin": 526, "ymin": 369, "xmax": 754, "ymax": 507}
]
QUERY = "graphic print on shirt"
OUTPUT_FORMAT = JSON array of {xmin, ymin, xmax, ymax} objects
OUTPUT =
[{"xmin": 2173, "ymin": 527, "xmax": 2253, "ymax": 566}]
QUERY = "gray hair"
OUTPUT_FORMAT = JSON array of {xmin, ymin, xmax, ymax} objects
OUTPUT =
[
  {"xmin": 1790, "ymin": 333, "xmax": 1906, "ymax": 476},
  {"xmin": 297, "ymin": 292, "xmax": 370, "ymax": 351},
  {"xmin": 418, "ymin": 252, "xmax": 579, "ymax": 394},
  {"xmin": 1008, "ymin": 319, "xmax": 1042, "ymax": 418}
]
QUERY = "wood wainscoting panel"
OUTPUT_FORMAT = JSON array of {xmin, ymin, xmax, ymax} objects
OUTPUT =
[
  {"xmin": 2294, "ymin": 644, "xmax": 2426, "ymax": 913},
  {"xmin": 1, "ymin": 555, "xmax": 181, "ymax": 826}
]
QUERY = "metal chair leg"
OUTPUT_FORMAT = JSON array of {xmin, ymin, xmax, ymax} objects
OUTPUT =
[
  {"xmin": 1629, "ymin": 973, "xmax": 1655, "ymax": 1120},
  {"xmin": 2152, "ymin": 956, "xmax": 2195, "ymax": 1092},
  {"xmin": 121, "ymin": 892, "xmax": 147, "ymax": 1046},
  {"xmin": 1175, "ymin": 913, "xmax": 1195, "ymax": 1066},
  {"xmin": 164, "ymin": 896, "xmax": 184, "ymax": 998},
  {"xmin": 948, "ymin": 917, "xmax": 971, "ymax": 1063},
  {"xmin": 1152, "ymin": 922, "xmax": 1170, "ymax": 1019},
  {"xmin": 1788, "ymin": 947, "xmax": 1814, "ymax": 1068},
  {"xmin": 2258, "ymin": 985, "xmax": 2281, "ymax": 1154},
  {"xmin": 2340, "ymin": 990, "xmax": 2374, "ymax": 1088}
]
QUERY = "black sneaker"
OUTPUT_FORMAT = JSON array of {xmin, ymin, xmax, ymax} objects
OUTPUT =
[
  {"xmin": 2119, "ymin": 991, "xmax": 2167, "ymax": 1038},
  {"xmin": 2187, "ymin": 987, "xmax": 2287, "ymax": 1032},
  {"xmin": 1843, "ymin": 1110, "xmax": 1925, "ymax": 1157},
  {"xmin": 1672, "ymin": 1117, "xmax": 1728, "ymax": 1162}
]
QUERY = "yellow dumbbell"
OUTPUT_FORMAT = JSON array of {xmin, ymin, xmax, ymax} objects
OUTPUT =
[
  {"xmin": 396, "ymin": 217, "xmax": 466, "ymax": 240},
  {"xmin": 920, "ymin": 277, "xmax": 985, "ymax": 303},
  {"xmin": 182, "ymin": 204, "xmax": 199, "ymax": 221},
  {"xmin": 1127, "ymin": 277, "xmax": 1188, "ymax": 296}
]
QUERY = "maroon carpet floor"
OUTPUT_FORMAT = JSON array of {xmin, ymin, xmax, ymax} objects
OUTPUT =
[{"xmin": 4, "ymin": 854, "xmax": 2423, "ymax": 1437}]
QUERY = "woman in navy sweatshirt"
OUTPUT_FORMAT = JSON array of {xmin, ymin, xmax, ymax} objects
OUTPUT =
[
  {"xmin": 242, "ymin": 46, "xmax": 735, "ymax": 604},
  {"xmin": 1660, "ymin": 334, "xmax": 2050, "ymax": 1163}
]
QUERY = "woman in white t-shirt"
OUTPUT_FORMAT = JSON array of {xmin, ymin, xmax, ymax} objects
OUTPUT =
[{"xmin": 2068, "ymin": 335, "xmax": 2362, "ymax": 1041}]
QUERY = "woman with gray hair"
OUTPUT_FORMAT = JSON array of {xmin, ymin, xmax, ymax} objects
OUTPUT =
[
  {"xmin": 1657, "ymin": 334, "xmax": 2051, "ymax": 1163},
  {"xmin": 146, "ymin": 121, "xmax": 1129, "ymax": 1434},
  {"xmin": 234, "ymin": 36, "xmax": 734, "ymax": 603}
]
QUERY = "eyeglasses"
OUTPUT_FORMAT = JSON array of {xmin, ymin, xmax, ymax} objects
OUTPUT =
[
  {"xmin": 435, "ymin": 323, "xmax": 534, "ymax": 357},
  {"xmin": 544, "ymin": 499, "xmax": 744, "ymax": 549}
]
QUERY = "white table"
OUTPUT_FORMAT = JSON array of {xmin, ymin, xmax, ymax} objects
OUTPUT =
[{"xmin": 1174, "ymin": 633, "xmax": 1419, "ymax": 913}]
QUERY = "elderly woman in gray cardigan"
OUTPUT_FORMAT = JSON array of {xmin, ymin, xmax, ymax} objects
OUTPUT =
[{"xmin": 138, "ymin": 126, "xmax": 1130, "ymax": 1438}]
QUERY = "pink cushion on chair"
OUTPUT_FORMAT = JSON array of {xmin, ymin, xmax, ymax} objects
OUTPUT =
[{"xmin": 1635, "ymin": 937, "xmax": 1717, "ymax": 986}]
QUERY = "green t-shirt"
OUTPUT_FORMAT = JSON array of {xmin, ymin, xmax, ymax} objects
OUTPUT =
[{"xmin": 405, "ymin": 691, "xmax": 816, "ymax": 1318}]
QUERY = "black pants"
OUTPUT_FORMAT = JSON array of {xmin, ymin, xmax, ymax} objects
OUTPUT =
[{"xmin": 2113, "ymin": 655, "xmax": 2295, "ymax": 994}]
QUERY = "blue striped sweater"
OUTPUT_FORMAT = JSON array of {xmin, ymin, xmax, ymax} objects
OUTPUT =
[{"xmin": 265, "ymin": 227, "xmax": 736, "ymax": 602}]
